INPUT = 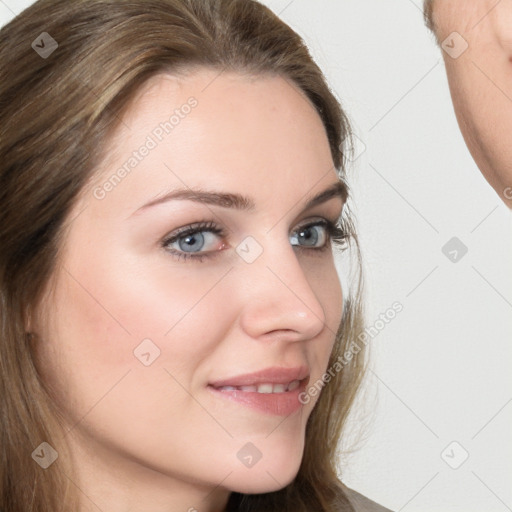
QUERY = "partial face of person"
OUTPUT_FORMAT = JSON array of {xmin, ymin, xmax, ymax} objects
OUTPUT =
[
  {"xmin": 31, "ymin": 68, "xmax": 345, "ymax": 509},
  {"xmin": 429, "ymin": 0, "xmax": 512, "ymax": 207}
]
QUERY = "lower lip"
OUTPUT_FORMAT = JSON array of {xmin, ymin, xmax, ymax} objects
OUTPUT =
[{"xmin": 207, "ymin": 384, "xmax": 306, "ymax": 416}]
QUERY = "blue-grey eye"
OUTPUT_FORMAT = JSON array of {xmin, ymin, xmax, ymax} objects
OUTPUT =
[
  {"xmin": 290, "ymin": 224, "xmax": 327, "ymax": 248},
  {"xmin": 169, "ymin": 231, "xmax": 220, "ymax": 253}
]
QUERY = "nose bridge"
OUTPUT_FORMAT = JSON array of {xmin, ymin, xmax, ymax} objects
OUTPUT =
[{"xmin": 236, "ymin": 233, "xmax": 327, "ymax": 340}]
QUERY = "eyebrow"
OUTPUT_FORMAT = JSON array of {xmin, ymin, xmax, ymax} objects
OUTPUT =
[{"xmin": 131, "ymin": 180, "xmax": 348, "ymax": 217}]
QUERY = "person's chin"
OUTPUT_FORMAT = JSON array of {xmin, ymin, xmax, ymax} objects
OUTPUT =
[{"xmin": 227, "ymin": 446, "xmax": 304, "ymax": 495}]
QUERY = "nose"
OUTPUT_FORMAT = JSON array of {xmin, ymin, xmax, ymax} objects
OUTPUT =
[{"xmin": 237, "ymin": 237, "xmax": 328, "ymax": 342}]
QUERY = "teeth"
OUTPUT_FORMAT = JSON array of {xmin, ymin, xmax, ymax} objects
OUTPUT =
[
  {"xmin": 240, "ymin": 385, "xmax": 257, "ymax": 392},
  {"xmin": 216, "ymin": 380, "xmax": 301, "ymax": 393},
  {"xmin": 257, "ymin": 383, "xmax": 273, "ymax": 394},
  {"xmin": 287, "ymin": 380, "xmax": 300, "ymax": 391}
]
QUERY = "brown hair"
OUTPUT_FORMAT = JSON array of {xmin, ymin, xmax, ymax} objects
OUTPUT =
[{"xmin": 0, "ymin": 1, "xmax": 367, "ymax": 510}]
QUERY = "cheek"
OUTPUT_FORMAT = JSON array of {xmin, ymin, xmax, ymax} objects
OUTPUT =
[
  {"xmin": 56, "ymin": 250, "xmax": 229, "ymax": 348},
  {"xmin": 33, "ymin": 258, "xmax": 241, "ymax": 479},
  {"xmin": 302, "ymin": 256, "xmax": 344, "ymax": 371},
  {"xmin": 35, "ymin": 252, "xmax": 232, "ymax": 423},
  {"xmin": 306, "ymin": 254, "xmax": 344, "ymax": 335}
]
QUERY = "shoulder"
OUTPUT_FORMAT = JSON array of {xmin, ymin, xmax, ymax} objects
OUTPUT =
[{"xmin": 341, "ymin": 484, "xmax": 394, "ymax": 512}]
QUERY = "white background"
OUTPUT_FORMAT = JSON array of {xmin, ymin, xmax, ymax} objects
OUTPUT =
[{"xmin": 2, "ymin": 1, "xmax": 511, "ymax": 511}]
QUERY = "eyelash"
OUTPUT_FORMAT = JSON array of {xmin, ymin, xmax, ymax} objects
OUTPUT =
[{"xmin": 161, "ymin": 218, "xmax": 350, "ymax": 263}]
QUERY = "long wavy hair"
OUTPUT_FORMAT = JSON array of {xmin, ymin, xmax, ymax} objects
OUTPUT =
[{"xmin": 0, "ymin": 0, "xmax": 367, "ymax": 510}]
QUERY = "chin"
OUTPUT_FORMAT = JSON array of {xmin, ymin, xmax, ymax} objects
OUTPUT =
[
  {"xmin": 228, "ymin": 470, "xmax": 299, "ymax": 495},
  {"xmin": 226, "ymin": 447, "xmax": 304, "ymax": 495}
]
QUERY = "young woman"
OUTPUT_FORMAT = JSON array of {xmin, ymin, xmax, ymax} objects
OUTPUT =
[{"xmin": 0, "ymin": 1, "xmax": 391, "ymax": 510}]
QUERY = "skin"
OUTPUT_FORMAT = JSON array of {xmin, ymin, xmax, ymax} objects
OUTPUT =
[
  {"xmin": 427, "ymin": 0, "xmax": 512, "ymax": 208},
  {"xmin": 29, "ymin": 68, "xmax": 345, "ymax": 512}
]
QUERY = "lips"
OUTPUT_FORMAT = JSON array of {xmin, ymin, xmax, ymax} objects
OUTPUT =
[
  {"xmin": 207, "ymin": 366, "xmax": 310, "ymax": 416},
  {"xmin": 208, "ymin": 366, "xmax": 310, "ymax": 389}
]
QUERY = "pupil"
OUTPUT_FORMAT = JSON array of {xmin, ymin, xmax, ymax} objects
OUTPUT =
[
  {"xmin": 180, "ymin": 233, "xmax": 204, "ymax": 252},
  {"xmin": 300, "ymin": 227, "xmax": 318, "ymax": 246}
]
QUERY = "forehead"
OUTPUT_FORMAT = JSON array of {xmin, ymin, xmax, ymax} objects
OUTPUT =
[
  {"xmin": 104, "ymin": 67, "xmax": 329, "ymax": 158},
  {"xmin": 82, "ymin": 68, "xmax": 336, "ymax": 217},
  {"xmin": 124, "ymin": 69, "xmax": 323, "ymax": 137}
]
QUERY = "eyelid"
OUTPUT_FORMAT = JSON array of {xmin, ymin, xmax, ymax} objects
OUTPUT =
[{"xmin": 296, "ymin": 212, "xmax": 342, "ymax": 227}]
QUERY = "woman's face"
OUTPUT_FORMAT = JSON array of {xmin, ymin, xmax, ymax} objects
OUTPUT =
[{"xmin": 33, "ymin": 68, "xmax": 345, "ymax": 511}]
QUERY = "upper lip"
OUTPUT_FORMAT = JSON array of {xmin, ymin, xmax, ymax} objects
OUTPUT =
[{"xmin": 209, "ymin": 366, "xmax": 310, "ymax": 388}]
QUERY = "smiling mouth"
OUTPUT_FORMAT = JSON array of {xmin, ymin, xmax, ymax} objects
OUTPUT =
[
  {"xmin": 206, "ymin": 377, "xmax": 309, "ymax": 416},
  {"xmin": 211, "ymin": 379, "xmax": 303, "ymax": 394}
]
